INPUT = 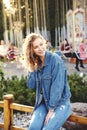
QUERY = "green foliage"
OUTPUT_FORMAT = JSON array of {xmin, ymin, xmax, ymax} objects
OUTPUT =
[
  {"xmin": 68, "ymin": 73, "xmax": 87, "ymax": 103},
  {"xmin": 0, "ymin": 68, "xmax": 35, "ymax": 106},
  {"xmin": 0, "ymin": 67, "xmax": 87, "ymax": 106}
]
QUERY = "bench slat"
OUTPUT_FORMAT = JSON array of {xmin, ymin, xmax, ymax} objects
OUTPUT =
[{"xmin": 68, "ymin": 114, "xmax": 87, "ymax": 125}]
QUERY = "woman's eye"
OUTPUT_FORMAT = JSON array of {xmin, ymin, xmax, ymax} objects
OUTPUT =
[
  {"xmin": 33, "ymin": 46, "xmax": 38, "ymax": 49},
  {"xmin": 33, "ymin": 42, "xmax": 44, "ymax": 49}
]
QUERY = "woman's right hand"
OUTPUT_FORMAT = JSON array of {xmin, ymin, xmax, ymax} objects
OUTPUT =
[
  {"xmin": 29, "ymin": 63, "xmax": 38, "ymax": 72},
  {"xmin": 44, "ymin": 109, "xmax": 54, "ymax": 125}
]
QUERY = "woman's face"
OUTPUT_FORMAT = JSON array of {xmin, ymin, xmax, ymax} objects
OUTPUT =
[{"xmin": 32, "ymin": 37, "xmax": 46, "ymax": 58}]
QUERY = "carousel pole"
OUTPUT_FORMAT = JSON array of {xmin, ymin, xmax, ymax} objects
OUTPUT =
[
  {"xmin": 25, "ymin": 0, "xmax": 30, "ymax": 35},
  {"xmin": 2, "ymin": 0, "xmax": 8, "ymax": 44},
  {"xmin": 17, "ymin": 0, "xmax": 23, "ymax": 48}
]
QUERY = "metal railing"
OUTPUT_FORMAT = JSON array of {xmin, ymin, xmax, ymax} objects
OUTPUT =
[{"xmin": 0, "ymin": 94, "xmax": 87, "ymax": 130}]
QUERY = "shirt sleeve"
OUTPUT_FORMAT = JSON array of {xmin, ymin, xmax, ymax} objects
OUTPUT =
[{"xmin": 49, "ymin": 54, "xmax": 68, "ymax": 110}]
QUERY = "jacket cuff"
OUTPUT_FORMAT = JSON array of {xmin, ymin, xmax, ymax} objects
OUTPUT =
[{"xmin": 49, "ymin": 108, "xmax": 54, "ymax": 112}]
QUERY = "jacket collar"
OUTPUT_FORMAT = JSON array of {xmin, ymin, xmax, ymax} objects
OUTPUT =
[
  {"xmin": 37, "ymin": 51, "xmax": 50, "ymax": 71},
  {"xmin": 44, "ymin": 51, "xmax": 50, "ymax": 66}
]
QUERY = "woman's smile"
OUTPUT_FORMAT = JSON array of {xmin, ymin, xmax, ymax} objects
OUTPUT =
[{"xmin": 33, "ymin": 38, "xmax": 46, "ymax": 57}]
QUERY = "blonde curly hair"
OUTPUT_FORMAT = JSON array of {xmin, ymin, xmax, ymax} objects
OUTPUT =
[{"xmin": 23, "ymin": 33, "xmax": 46, "ymax": 71}]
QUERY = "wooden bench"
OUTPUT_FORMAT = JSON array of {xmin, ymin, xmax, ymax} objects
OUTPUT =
[
  {"xmin": 0, "ymin": 94, "xmax": 87, "ymax": 130},
  {"xmin": 68, "ymin": 114, "xmax": 87, "ymax": 125}
]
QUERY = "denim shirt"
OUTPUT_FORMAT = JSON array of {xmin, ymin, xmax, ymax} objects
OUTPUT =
[{"xmin": 27, "ymin": 51, "xmax": 71, "ymax": 110}]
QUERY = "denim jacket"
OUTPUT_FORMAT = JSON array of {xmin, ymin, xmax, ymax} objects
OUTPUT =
[{"xmin": 27, "ymin": 51, "xmax": 71, "ymax": 110}]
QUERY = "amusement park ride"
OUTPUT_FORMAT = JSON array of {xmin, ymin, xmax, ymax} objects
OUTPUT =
[
  {"xmin": 2, "ymin": 0, "xmax": 87, "ymax": 63},
  {"xmin": 67, "ymin": 0, "xmax": 87, "ymax": 63},
  {"xmin": 67, "ymin": 7, "xmax": 85, "ymax": 52}
]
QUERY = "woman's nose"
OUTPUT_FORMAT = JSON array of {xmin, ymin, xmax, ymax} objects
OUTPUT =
[{"xmin": 38, "ymin": 46, "xmax": 42, "ymax": 50}]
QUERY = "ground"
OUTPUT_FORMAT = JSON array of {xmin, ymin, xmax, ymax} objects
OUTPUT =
[{"xmin": 0, "ymin": 59, "xmax": 87, "ymax": 79}]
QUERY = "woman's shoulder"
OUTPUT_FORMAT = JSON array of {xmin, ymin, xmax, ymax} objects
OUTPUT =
[{"xmin": 46, "ymin": 51, "xmax": 63, "ymax": 63}]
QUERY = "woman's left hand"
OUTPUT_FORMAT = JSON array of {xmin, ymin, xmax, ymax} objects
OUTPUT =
[{"xmin": 44, "ymin": 109, "xmax": 54, "ymax": 125}]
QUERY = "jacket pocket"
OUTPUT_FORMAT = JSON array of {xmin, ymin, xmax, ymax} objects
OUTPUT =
[{"xmin": 43, "ymin": 74, "xmax": 52, "ymax": 86}]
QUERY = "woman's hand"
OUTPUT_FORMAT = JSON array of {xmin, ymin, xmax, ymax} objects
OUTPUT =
[
  {"xmin": 44, "ymin": 109, "xmax": 54, "ymax": 125},
  {"xmin": 28, "ymin": 65, "xmax": 34, "ymax": 72},
  {"xmin": 29, "ymin": 63, "xmax": 37, "ymax": 72}
]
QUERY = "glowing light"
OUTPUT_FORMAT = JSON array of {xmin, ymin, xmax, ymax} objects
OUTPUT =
[
  {"xmin": 3, "ymin": 0, "xmax": 10, "ymax": 9},
  {"xmin": 79, "ymin": 72, "xmax": 83, "ymax": 77}
]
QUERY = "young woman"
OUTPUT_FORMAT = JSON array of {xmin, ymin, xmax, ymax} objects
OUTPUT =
[
  {"xmin": 75, "ymin": 40, "xmax": 86, "ymax": 71},
  {"xmin": 61, "ymin": 38, "xmax": 73, "ymax": 57},
  {"xmin": 23, "ymin": 33, "xmax": 71, "ymax": 130}
]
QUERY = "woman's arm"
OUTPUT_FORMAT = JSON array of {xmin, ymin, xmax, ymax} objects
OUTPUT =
[
  {"xmin": 49, "ymin": 54, "xmax": 69, "ymax": 110},
  {"xmin": 27, "ymin": 71, "xmax": 36, "ymax": 89}
]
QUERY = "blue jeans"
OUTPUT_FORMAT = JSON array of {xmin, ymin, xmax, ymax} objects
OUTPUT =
[{"xmin": 28, "ymin": 100, "xmax": 71, "ymax": 130}]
